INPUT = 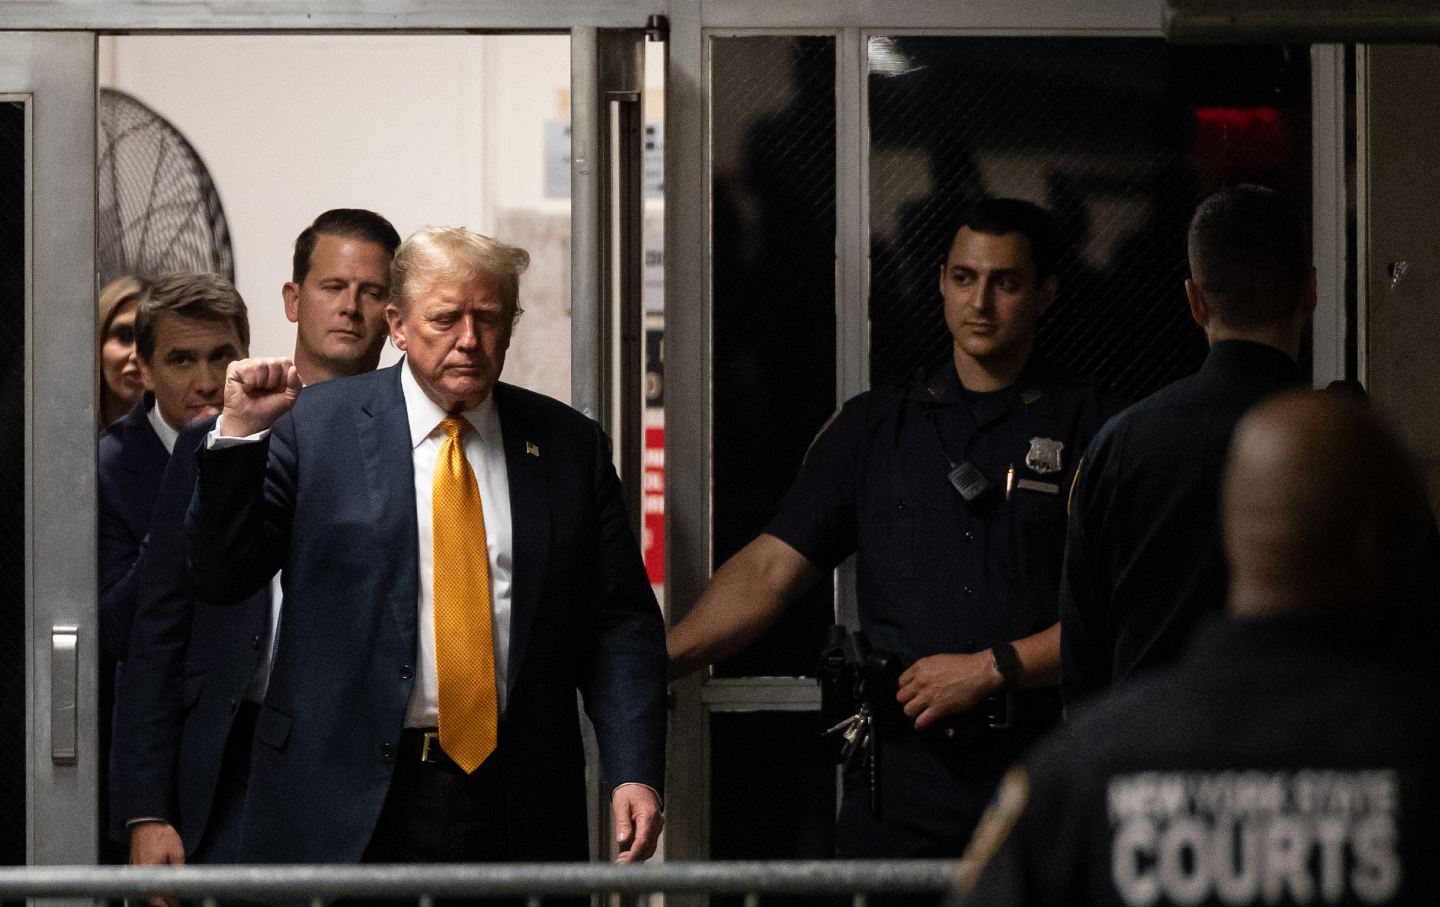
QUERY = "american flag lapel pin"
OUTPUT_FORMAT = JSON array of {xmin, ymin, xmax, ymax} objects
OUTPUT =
[{"xmin": 526, "ymin": 441, "xmax": 541, "ymax": 457}]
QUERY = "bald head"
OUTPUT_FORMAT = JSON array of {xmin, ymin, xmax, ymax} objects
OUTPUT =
[{"xmin": 1223, "ymin": 390, "xmax": 1427, "ymax": 622}]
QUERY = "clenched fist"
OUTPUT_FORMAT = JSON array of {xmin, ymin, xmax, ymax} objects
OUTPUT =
[{"xmin": 219, "ymin": 357, "xmax": 302, "ymax": 437}]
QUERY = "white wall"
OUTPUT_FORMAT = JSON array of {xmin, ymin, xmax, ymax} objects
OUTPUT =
[{"xmin": 99, "ymin": 33, "xmax": 573, "ymax": 401}]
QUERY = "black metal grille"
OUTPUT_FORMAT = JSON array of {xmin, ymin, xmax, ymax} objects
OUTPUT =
[
  {"xmin": 97, "ymin": 88, "xmax": 234, "ymax": 286},
  {"xmin": 0, "ymin": 100, "xmax": 26, "ymax": 868},
  {"xmin": 710, "ymin": 36, "xmax": 837, "ymax": 678},
  {"xmin": 868, "ymin": 38, "xmax": 1312, "ymax": 399}
]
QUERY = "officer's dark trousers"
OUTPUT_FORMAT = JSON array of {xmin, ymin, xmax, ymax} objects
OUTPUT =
[
  {"xmin": 836, "ymin": 723, "xmax": 1043, "ymax": 907},
  {"xmin": 837, "ymin": 733, "xmax": 1011, "ymax": 857}
]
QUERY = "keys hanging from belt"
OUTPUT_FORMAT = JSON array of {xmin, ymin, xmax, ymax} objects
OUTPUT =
[
  {"xmin": 822, "ymin": 702, "xmax": 868, "ymax": 755},
  {"xmin": 823, "ymin": 703, "xmax": 882, "ymax": 816}
]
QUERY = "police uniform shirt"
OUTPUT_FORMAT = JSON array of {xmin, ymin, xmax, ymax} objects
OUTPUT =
[
  {"xmin": 764, "ymin": 357, "xmax": 1113, "ymax": 857},
  {"xmin": 768, "ymin": 357, "xmax": 1111, "ymax": 667},
  {"xmin": 1060, "ymin": 340, "xmax": 1300, "ymax": 708},
  {"xmin": 963, "ymin": 617, "xmax": 1440, "ymax": 907}
]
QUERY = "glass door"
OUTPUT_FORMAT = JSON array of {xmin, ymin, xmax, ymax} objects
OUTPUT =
[{"xmin": 664, "ymin": 25, "xmax": 1316, "ymax": 886}]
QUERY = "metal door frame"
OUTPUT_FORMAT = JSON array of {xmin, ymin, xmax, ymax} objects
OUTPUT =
[
  {"xmin": 571, "ymin": 23, "xmax": 651, "ymax": 860},
  {"xmin": 572, "ymin": 26, "xmax": 649, "ymax": 522},
  {"xmin": 0, "ymin": 3, "xmax": 660, "ymax": 867},
  {"xmin": 0, "ymin": 29, "xmax": 100, "ymax": 867}
]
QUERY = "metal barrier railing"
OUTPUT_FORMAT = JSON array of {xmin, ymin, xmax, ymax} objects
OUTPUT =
[{"xmin": 0, "ymin": 861, "xmax": 962, "ymax": 905}]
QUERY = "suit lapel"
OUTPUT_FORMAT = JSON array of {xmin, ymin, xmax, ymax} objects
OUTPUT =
[
  {"xmin": 357, "ymin": 365, "xmax": 420, "ymax": 650},
  {"xmin": 496, "ymin": 383, "xmax": 549, "ymax": 693},
  {"xmin": 117, "ymin": 396, "xmax": 170, "ymax": 481}
]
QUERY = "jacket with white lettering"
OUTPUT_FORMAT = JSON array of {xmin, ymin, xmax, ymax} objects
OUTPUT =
[{"xmin": 964, "ymin": 616, "xmax": 1440, "ymax": 907}]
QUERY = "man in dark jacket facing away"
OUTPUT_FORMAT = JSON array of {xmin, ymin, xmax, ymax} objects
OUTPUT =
[
  {"xmin": 1059, "ymin": 185, "xmax": 1314, "ymax": 706},
  {"xmin": 963, "ymin": 390, "xmax": 1440, "ymax": 906}
]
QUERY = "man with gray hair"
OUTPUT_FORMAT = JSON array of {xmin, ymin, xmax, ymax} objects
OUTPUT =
[{"xmin": 185, "ymin": 227, "xmax": 666, "ymax": 865}]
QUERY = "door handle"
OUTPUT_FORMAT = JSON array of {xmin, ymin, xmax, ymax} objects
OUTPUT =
[{"xmin": 50, "ymin": 624, "xmax": 78, "ymax": 764}]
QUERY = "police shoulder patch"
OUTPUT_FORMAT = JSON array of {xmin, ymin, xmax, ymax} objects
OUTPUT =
[
  {"xmin": 955, "ymin": 765, "xmax": 1031, "ymax": 893},
  {"xmin": 1067, "ymin": 457, "xmax": 1085, "ymax": 514},
  {"xmin": 802, "ymin": 407, "xmax": 845, "ymax": 463}
]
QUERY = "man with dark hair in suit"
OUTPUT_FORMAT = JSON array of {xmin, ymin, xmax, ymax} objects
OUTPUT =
[
  {"xmin": 100, "ymin": 271, "xmax": 250, "ymax": 663},
  {"xmin": 186, "ymin": 226, "xmax": 665, "ymax": 865},
  {"xmin": 98, "ymin": 270, "xmax": 248, "ymax": 865},
  {"xmin": 282, "ymin": 207, "xmax": 401, "ymax": 383},
  {"xmin": 115, "ymin": 209, "xmax": 401, "ymax": 882}
]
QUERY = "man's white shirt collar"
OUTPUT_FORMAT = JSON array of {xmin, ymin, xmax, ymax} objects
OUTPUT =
[
  {"xmin": 399, "ymin": 356, "xmax": 495, "ymax": 446},
  {"xmin": 145, "ymin": 397, "xmax": 179, "ymax": 454}
]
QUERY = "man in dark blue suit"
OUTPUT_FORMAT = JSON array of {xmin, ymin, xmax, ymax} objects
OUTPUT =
[
  {"xmin": 98, "ymin": 272, "xmax": 249, "ymax": 863},
  {"xmin": 188, "ymin": 226, "xmax": 665, "ymax": 864},
  {"xmin": 111, "ymin": 415, "xmax": 268, "ymax": 875},
  {"xmin": 99, "ymin": 272, "xmax": 250, "ymax": 665},
  {"xmin": 114, "ymin": 210, "xmax": 402, "ymax": 879}
]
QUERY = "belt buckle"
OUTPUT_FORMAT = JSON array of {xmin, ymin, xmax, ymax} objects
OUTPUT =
[{"xmin": 420, "ymin": 731, "xmax": 442, "ymax": 763}]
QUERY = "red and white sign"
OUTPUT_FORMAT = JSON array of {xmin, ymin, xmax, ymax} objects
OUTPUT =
[{"xmin": 641, "ymin": 412, "xmax": 665, "ymax": 585}]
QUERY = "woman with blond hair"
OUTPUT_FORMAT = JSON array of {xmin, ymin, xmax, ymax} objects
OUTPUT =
[{"xmin": 98, "ymin": 275, "xmax": 145, "ymax": 429}]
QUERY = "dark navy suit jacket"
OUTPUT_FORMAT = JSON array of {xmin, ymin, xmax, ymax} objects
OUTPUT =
[
  {"xmin": 110, "ymin": 415, "xmax": 271, "ymax": 855},
  {"xmin": 99, "ymin": 393, "xmax": 170, "ymax": 662},
  {"xmin": 186, "ymin": 364, "xmax": 666, "ymax": 863}
]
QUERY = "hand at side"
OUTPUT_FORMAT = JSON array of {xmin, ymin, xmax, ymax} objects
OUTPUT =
[
  {"xmin": 128, "ymin": 820, "xmax": 185, "ymax": 907},
  {"xmin": 612, "ymin": 783, "xmax": 664, "ymax": 863}
]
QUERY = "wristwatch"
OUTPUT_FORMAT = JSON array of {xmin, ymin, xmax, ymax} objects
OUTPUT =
[{"xmin": 990, "ymin": 642, "xmax": 1020, "ymax": 692}]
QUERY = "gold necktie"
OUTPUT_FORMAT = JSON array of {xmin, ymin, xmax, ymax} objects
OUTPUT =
[{"xmin": 432, "ymin": 416, "xmax": 498, "ymax": 773}]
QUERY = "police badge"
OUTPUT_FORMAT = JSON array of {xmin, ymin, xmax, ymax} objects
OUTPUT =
[{"xmin": 1025, "ymin": 437, "xmax": 1064, "ymax": 475}]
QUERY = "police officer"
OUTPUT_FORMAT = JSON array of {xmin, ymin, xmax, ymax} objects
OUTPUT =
[
  {"xmin": 961, "ymin": 391, "xmax": 1440, "ymax": 906},
  {"xmin": 1059, "ymin": 185, "xmax": 1313, "ymax": 708},
  {"xmin": 667, "ymin": 197, "xmax": 1113, "ymax": 858}
]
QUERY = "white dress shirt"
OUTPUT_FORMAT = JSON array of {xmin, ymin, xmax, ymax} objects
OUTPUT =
[
  {"xmin": 399, "ymin": 361, "xmax": 513, "ymax": 727},
  {"xmin": 146, "ymin": 401, "xmax": 179, "ymax": 454},
  {"xmin": 245, "ymin": 576, "xmax": 283, "ymax": 703}
]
